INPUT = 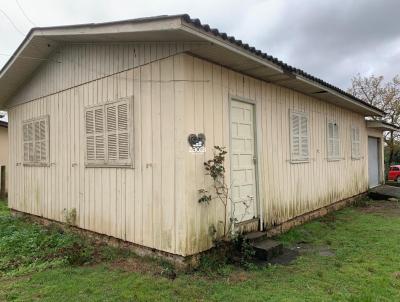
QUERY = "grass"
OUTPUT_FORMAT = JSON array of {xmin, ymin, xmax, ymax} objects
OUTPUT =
[
  {"xmin": 1, "ymin": 198, "xmax": 400, "ymax": 301},
  {"xmin": 0, "ymin": 200, "xmax": 128, "ymax": 278}
]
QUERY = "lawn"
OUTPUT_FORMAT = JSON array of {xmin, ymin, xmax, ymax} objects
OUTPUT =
[{"xmin": 1, "ymin": 198, "xmax": 400, "ymax": 301}]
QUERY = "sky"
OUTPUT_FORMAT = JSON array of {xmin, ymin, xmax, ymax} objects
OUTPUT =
[{"xmin": 0, "ymin": 0, "xmax": 399, "ymax": 115}]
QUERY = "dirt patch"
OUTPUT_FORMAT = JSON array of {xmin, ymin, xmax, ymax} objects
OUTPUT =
[
  {"xmin": 267, "ymin": 248, "xmax": 299, "ymax": 265},
  {"xmin": 108, "ymin": 257, "xmax": 164, "ymax": 275},
  {"xmin": 356, "ymin": 200, "xmax": 400, "ymax": 217},
  {"xmin": 227, "ymin": 271, "xmax": 251, "ymax": 283}
]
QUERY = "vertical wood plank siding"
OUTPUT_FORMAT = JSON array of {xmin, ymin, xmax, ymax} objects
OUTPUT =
[
  {"xmin": 180, "ymin": 54, "xmax": 369, "ymax": 255},
  {"xmin": 8, "ymin": 44, "xmax": 196, "ymax": 256},
  {"xmin": 9, "ymin": 42, "xmax": 204, "ymax": 106},
  {"xmin": 8, "ymin": 47, "xmax": 373, "ymax": 257}
]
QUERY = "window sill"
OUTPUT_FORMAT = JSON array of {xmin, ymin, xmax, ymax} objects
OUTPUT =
[
  {"xmin": 85, "ymin": 163, "xmax": 134, "ymax": 169},
  {"xmin": 327, "ymin": 158, "xmax": 342, "ymax": 162},
  {"xmin": 290, "ymin": 159, "xmax": 310, "ymax": 164},
  {"xmin": 23, "ymin": 163, "xmax": 50, "ymax": 167},
  {"xmin": 351, "ymin": 157, "xmax": 362, "ymax": 160}
]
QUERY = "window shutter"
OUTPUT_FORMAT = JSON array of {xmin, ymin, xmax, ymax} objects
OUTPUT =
[
  {"xmin": 94, "ymin": 108, "xmax": 105, "ymax": 161},
  {"xmin": 291, "ymin": 114, "xmax": 300, "ymax": 158},
  {"xmin": 300, "ymin": 115, "xmax": 309, "ymax": 158},
  {"xmin": 22, "ymin": 116, "xmax": 49, "ymax": 165},
  {"xmin": 85, "ymin": 109, "xmax": 95, "ymax": 161},
  {"xmin": 290, "ymin": 111, "xmax": 309, "ymax": 162},
  {"xmin": 106, "ymin": 105, "xmax": 118, "ymax": 161},
  {"xmin": 117, "ymin": 102, "xmax": 129, "ymax": 161},
  {"xmin": 351, "ymin": 126, "xmax": 360, "ymax": 159},
  {"xmin": 23, "ymin": 123, "xmax": 33, "ymax": 162},
  {"xmin": 85, "ymin": 106, "xmax": 105, "ymax": 163},
  {"xmin": 86, "ymin": 97, "xmax": 132, "ymax": 167},
  {"xmin": 327, "ymin": 121, "xmax": 340, "ymax": 159},
  {"xmin": 105, "ymin": 100, "xmax": 130, "ymax": 164}
]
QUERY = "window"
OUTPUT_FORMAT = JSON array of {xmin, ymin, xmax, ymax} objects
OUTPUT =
[
  {"xmin": 351, "ymin": 126, "xmax": 361, "ymax": 159},
  {"xmin": 391, "ymin": 167, "xmax": 400, "ymax": 171},
  {"xmin": 85, "ymin": 97, "xmax": 133, "ymax": 167},
  {"xmin": 23, "ymin": 116, "xmax": 49, "ymax": 166},
  {"xmin": 327, "ymin": 121, "xmax": 340, "ymax": 160},
  {"xmin": 290, "ymin": 110, "xmax": 309, "ymax": 162}
]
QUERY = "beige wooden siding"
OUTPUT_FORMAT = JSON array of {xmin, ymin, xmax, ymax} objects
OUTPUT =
[
  {"xmin": 180, "ymin": 54, "xmax": 370, "ymax": 255},
  {"xmin": 9, "ymin": 42, "xmax": 205, "ymax": 107},
  {"xmin": 8, "ymin": 53, "xmax": 190, "ymax": 255},
  {"xmin": 7, "ymin": 47, "xmax": 379, "ymax": 257},
  {"xmin": 0, "ymin": 126, "xmax": 7, "ymax": 192}
]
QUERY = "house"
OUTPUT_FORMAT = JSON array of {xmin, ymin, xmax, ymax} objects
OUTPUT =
[
  {"xmin": 0, "ymin": 120, "xmax": 7, "ymax": 197},
  {"xmin": 0, "ymin": 14, "xmax": 397, "ymax": 261}
]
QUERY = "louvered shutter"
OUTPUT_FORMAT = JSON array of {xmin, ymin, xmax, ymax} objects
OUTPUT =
[
  {"xmin": 105, "ymin": 100, "xmax": 131, "ymax": 165},
  {"xmin": 290, "ymin": 111, "xmax": 309, "ymax": 162},
  {"xmin": 117, "ymin": 102, "xmax": 129, "ymax": 161},
  {"xmin": 327, "ymin": 121, "xmax": 340, "ymax": 159},
  {"xmin": 300, "ymin": 115, "xmax": 309, "ymax": 158},
  {"xmin": 106, "ymin": 105, "xmax": 118, "ymax": 161},
  {"xmin": 23, "ymin": 116, "xmax": 49, "ymax": 165},
  {"xmin": 291, "ymin": 114, "xmax": 300, "ymax": 158},
  {"xmin": 85, "ymin": 105, "xmax": 105, "ymax": 164},
  {"xmin": 86, "ymin": 98, "xmax": 132, "ymax": 167},
  {"xmin": 351, "ymin": 127, "xmax": 360, "ymax": 159},
  {"xmin": 23, "ymin": 122, "xmax": 33, "ymax": 162}
]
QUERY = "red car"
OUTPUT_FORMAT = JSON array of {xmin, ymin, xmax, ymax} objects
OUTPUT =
[{"xmin": 388, "ymin": 165, "xmax": 400, "ymax": 182}]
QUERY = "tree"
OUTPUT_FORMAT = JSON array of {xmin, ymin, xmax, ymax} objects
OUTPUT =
[{"xmin": 348, "ymin": 74, "xmax": 400, "ymax": 170}]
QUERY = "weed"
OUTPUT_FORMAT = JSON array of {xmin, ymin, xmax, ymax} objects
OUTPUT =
[
  {"xmin": 63, "ymin": 208, "xmax": 77, "ymax": 226},
  {"xmin": 353, "ymin": 197, "xmax": 370, "ymax": 208},
  {"xmin": 0, "ymin": 200, "xmax": 127, "ymax": 277}
]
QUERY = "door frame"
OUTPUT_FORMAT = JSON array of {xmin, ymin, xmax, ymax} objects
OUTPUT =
[
  {"xmin": 367, "ymin": 135, "xmax": 382, "ymax": 188},
  {"xmin": 228, "ymin": 95, "xmax": 264, "ymax": 231}
]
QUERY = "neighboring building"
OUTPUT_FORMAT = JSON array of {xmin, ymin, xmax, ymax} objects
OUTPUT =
[
  {"xmin": 0, "ymin": 15, "xmax": 397, "ymax": 258},
  {"xmin": 0, "ymin": 120, "xmax": 8, "ymax": 196}
]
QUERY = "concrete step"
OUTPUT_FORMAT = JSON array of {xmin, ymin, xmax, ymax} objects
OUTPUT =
[
  {"xmin": 369, "ymin": 185, "xmax": 400, "ymax": 200},
  {"xmin": 250, "ymin": 239, "xmax": 284, "ymax": 261}
]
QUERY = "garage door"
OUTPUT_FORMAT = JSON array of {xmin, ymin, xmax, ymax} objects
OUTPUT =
[{"xmin": 368, "ymin": 137, "xmax": 380, "ymax": 188}]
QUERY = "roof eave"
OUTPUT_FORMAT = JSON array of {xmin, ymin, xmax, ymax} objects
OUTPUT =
[
  {"xmin": 0, "ymin": 14, "xmax": 387, "ymax": 117},
  {"xmin": 294, "ymin": 75, "xmax": 384, "ymax": 117},
  {"xmin": 180, "ymin": 19, "xmax": 384, "ymax": 117},
  {"xmin": 366, "ymin": 120, "xmax": 400, "ymax": 132}
]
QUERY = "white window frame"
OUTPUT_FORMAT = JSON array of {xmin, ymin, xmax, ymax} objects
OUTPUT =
[
  {"xmin": 289, "ymin": 110, "xmax": 310, "ymax": 163},
  {"xmin": 22, "ymin": 115, "xmax": 50, "ymax": 166},
  {"xmin": 84, "ymin": 97, "xmax": 134, "ymax": 168},
  {"xmin": 351, "ymin": 126, "xmax": 361, "ymax": 160},
  {"xmin": 327, "ymin": 120, "xmax": 341, "ymax": 161}
]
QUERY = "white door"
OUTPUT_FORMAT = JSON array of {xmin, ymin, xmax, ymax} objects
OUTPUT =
[
  {"xmin": 230, "ymin": 100, "xmax": 258, "ymax": 223},
  {"xmin": 368, "ymin": 137, "xmax": 380, "ymax": 188}
]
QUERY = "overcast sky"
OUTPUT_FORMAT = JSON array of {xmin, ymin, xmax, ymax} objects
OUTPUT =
[{"xmin": 0, "ymin": 0, "xmax": 399, "ymax": 91}]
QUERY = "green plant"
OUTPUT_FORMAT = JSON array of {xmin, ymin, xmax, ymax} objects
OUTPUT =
[
  {"xmin": 198, "ymin": 146, "xmax": 252, "ymax": 239},
  {"xmin": 63, "ymin": 208, "xmax": 77, "ymax": 226},
  {"xmin": 0, "ymin": 200, "xmax": 127, "ymax": 277},
  {"xmin": 232, "ymin": 234, "xmax": 255, "ymax": 268}
]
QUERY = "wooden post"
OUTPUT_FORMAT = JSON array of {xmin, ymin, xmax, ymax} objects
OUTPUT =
[{"xmin": 0, "ymin": 166, "xmax": 5, "ymax": 199}]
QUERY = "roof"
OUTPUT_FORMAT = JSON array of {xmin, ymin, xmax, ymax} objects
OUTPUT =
[
  {"xmin": 0, "ymin": 14, "xmax": 384, "ymax": 116},
  {"xmin": 366, "ymin": 120, "xmax": 400, "ymax": 132}
]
